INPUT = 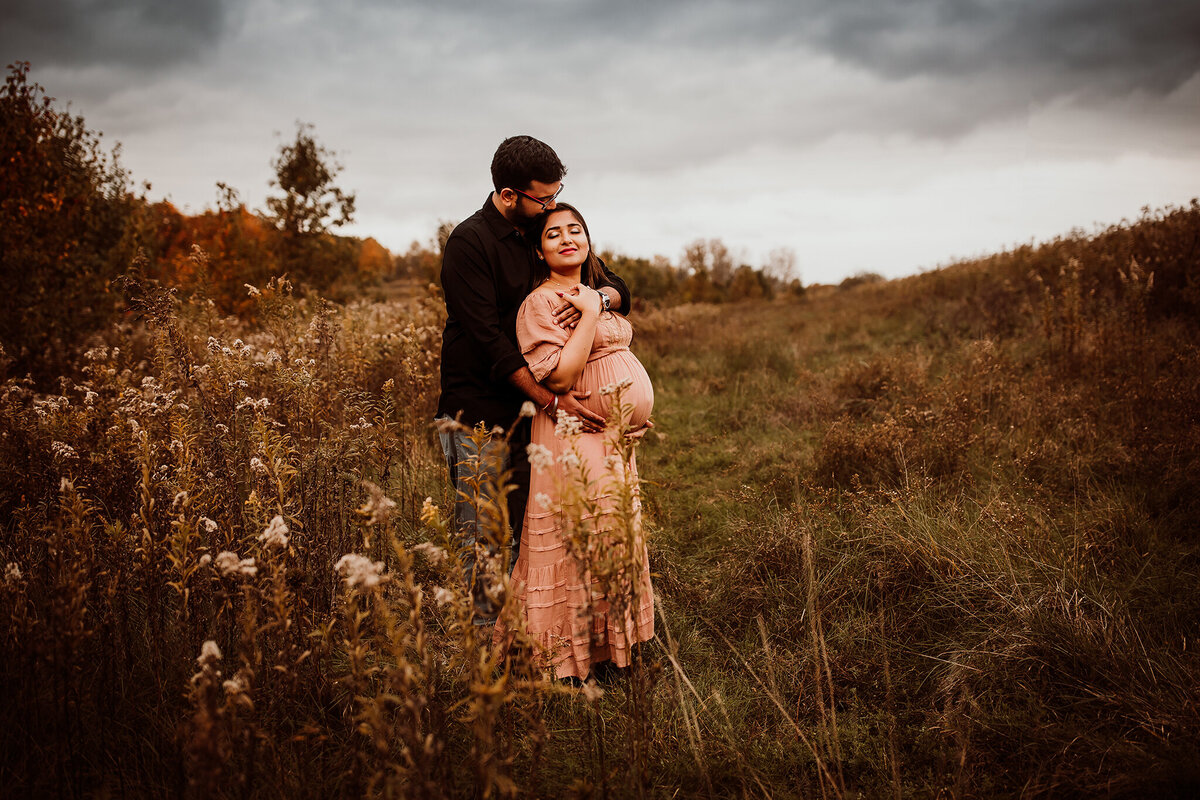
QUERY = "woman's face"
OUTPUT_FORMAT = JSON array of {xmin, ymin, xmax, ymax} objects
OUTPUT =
[{"xmin": 539, "ymin": 210, "xmax": 590, "ymax": 274}]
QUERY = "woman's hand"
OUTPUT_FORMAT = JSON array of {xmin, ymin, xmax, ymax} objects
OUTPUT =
[
  {"xmin": 555, "ymin": 284, "xmax": 602, "ymax": 319},
  {"xmin": 624, "ymin": 418, "xmax": 655, "ymax": 440}
]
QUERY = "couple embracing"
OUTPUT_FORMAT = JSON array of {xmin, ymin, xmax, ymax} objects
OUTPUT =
[{"xmin": 434, "ymin": 135, "xmax": 654, "ymax": 682}]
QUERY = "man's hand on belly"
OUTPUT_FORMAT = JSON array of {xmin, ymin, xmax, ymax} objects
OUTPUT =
[{"xmin": 557, "ymin": 391, "xmax": 604, "ymax": 433}]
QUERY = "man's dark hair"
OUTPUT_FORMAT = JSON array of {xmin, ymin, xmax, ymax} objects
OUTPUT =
[{"xmin": 491, "ymin": 135, "xmax": 566, "ymax": 192}]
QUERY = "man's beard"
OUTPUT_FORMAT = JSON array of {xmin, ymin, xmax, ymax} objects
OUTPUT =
[{"xmin": 513, "ymin": 205, "xmax": 543, "ymax": 225}]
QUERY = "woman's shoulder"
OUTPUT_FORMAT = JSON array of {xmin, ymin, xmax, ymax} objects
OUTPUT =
[{"xmin": 518, "ymin": 288, "xmax": 560, "ymax": 323}]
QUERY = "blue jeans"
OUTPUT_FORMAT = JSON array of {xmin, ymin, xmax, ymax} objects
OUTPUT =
[{"xmin": 437, "ymin": 418, "xmax": 530, "ymax": 622}]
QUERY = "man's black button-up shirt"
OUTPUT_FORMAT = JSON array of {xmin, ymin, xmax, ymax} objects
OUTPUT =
[{"xmin": 436, "ymin": 196, "xmax": 630, "ymax": 429}]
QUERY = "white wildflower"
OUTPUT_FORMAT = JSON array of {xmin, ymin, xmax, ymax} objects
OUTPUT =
[
  {"xmin": 534, "ymin": 492, "xmax": 554, "ymax": 510},
  {"xmin": 237, "ymin": 396, "xmax": 269, "ymax": 412},
  {"xmin": 603, "ymin": 454, "xmax": 623, "ymax": 473},
  {"xmin": 357, "ymin": 481, "xmax": 397, "ymax": 525},
  {"xmin": 200, "ymin": 517, "xmax": 218, "ymax": 533},
  {"xmin": 213, "ymin": 551, "xmax": 257, "ymax": 578},
  {"xmin": 222, "ymin": 668, "xmax": 250, "ymax": 695},
  {"xmin": 84, "ymin": 390, "xmax": 98, "ymax": 405},
  {"xmin": 412, "ymin": 541, "xmax": 449, "ymax": 566},
  {"xmin": 206, "ymin": 337, "xmax": 221, "ymax": 353},
  {"xmin": 4, "ymin": 562, "xmax": 21, "ymax": 585},
  {"xmin": 580, "ymin": 681, "xmax": 605, "ymax": 703},
  {"xmin": 198, "ymin": 554, "xmax": 212, "ymax": 568},
  {"xmin": 250, "ymin": 456, "xmax": 269, "ymax": 475},
  {"xmin": 420, "ymin": 496, "xmax": 439, "ymax": 526},
  {"xmin": 172, "ymin": 490, "xmax": 188, "ymax": 510},
  {"xmin": 335, "ymin": 553, "xmax": 387, "ymax": 590},
  {"xmin": 50, "ymin": 440, "xmax": 78, "ymax": 460},
  {"xmin": 554, "ymin": 410, "xmax": 582, "ymax": 438},
  {"xmin": 526, "ymin": 442, "xmax": 554, "ymax": 472},
  {"xmin": 519, "ymin": 401, "xmax": 537, "ymax": 419},
  {"xmin": 258, "ymin": 515, "xmax": 289, "ymax": 549},
  {"xmin": 433, "ymin": 417, "xmax": 468, "ymax": 435},
  {"xmin": 59, "ymin": 477, "xmax": 74, "ymax": 493},
  {"xmin": 599, "ymin": 377, "xmax": 633, "ymax": 397},
  {"xmin": 245, "ymin": 283, "xmax": 261, "ymax": 297},
  {"xmin": 558, "ymin": 450, "xmax": 581, "ymax": 469},
  {"xmin": 197, "ymin": 640, "xmax": 222, "ymax": 668},
  {"xmin": 433, "ymin": 586, "xmax": 456, "ymax": 606},
  {"xmin": 482, "ymin": 570, "xmax": 505, "ymax": 605}
]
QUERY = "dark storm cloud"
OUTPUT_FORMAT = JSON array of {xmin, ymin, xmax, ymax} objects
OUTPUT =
[
  {"xmin": 480, "ymin": 0, "xmax": 1200, "ymax": 100},
  {"xmin": 798, "ymin": 0, "xmax": 1200, "ymax": 98},
  {"xmin": 1, "ymin": 0, "xmax": 232, "ymax": 70}
]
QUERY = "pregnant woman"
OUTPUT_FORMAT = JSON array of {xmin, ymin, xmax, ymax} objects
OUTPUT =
[{"xmin": 499, "ymin": 203, "xmax": 655, "ymax": 682}]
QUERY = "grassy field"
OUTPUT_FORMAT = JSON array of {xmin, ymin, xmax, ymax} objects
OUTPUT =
[{"xmin": 2, "ymin": 204, "xmax": 1198, "ymax": 798}]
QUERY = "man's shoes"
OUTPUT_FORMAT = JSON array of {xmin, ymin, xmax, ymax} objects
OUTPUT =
[{"xmin": 589, "ymin": 659, "xmax": 628, "ymax": 686}]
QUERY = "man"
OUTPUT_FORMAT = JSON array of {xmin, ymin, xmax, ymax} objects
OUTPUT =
[{"xmin": 436, "ymin": 135, "xmax": 630, "ymax": 620}]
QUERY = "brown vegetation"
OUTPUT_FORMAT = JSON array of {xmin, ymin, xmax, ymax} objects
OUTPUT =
[{"xmin": 3, "ymin": 62, "xmax": 1199, "ymax": 800}]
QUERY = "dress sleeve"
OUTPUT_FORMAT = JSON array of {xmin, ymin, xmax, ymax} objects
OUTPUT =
[{"xmin": 517, "ymin": 293, "xmax": 570, "ymax": 383}]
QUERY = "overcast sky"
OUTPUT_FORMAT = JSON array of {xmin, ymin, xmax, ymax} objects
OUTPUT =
[{"xmin": 6, "ymin": 0, "xmax": 1199, "ymax": 283}]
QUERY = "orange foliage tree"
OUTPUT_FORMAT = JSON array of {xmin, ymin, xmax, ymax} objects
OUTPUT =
[{"xmin": 0, "ymin": 62, "xmax": 135, "ymax": 383}]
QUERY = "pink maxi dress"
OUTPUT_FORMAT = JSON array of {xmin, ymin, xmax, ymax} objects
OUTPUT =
[{"xmin": 499, "ymin": 291, "xmax": 655, "ymax": 680}]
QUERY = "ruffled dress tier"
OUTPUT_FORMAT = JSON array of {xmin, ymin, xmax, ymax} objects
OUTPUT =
[{"xmin": 497, "ymin": 291, "xmax": 655, "ymax": 680}]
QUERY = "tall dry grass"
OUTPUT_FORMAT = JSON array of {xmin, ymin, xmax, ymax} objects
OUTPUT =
[
  {"xmin": 0, "ymin": 261, "xmax": 667, "ymax": 798},
  {"xmin": 2, "ymin": 201, "xmax": 1199, "ymax": 797}
]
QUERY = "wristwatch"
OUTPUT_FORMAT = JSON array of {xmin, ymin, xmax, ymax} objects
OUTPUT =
[{"xmin": 600, "ymin": 291, "xmax": 612, "ymax": 314}]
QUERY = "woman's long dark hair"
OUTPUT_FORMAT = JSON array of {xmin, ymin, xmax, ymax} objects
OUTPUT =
[{"xmin": 528, "ymin": 202, "xmax": 604, "ymax": 288}]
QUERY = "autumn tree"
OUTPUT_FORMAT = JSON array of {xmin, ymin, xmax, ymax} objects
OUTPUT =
[
  {"xmin": 603, "ymin": 252, "xmax": 680, "ymax": 306},
  {"xmin": 682, "ymin": 238, "xmax": 734, "ymax": 288},
  {"xmin": 265, "ymin": 122, "xmax": 356, "ymax": 288},
  {"xmin": 0, "ymin": 62, "xmax": 134, "ymax": 383},
  {"xmin": 764, "ymin": 246, "xmax": 799, "ymax": 283},
  {"xmin": 728, "ymin": 264, "xmax": 771, "ymax": 301}
]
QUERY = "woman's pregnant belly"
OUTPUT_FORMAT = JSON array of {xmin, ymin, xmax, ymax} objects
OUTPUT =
[{"xmin": 576, "ymin": 350, "xmax": 654, "ymax": 430}]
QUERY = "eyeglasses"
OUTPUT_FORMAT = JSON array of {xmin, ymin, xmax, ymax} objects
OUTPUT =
[{"xmin": 511, "ymin": 184, "xmax": 564, "ymax": 209}]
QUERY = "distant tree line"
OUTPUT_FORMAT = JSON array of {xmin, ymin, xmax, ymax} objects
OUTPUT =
[
  {"xmin": 394, "ymin": 230, "xmax": 806, "ymax": 307},
  {"xmin": 1, "ymin": 63, "xmax": 388, "ymax": 383},
  {"xmin": 2, "ymin": 61, "xmax": 806, "ymax": 385}
]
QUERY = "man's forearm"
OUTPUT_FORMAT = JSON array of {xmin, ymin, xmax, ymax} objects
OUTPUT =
[
  {"xmin": 507, "ymin": 365, "xmax": 554, "ymax": 410},
  {"xmin": 599, "ymin": 286, "xmax": 619, "ymax": 311}
]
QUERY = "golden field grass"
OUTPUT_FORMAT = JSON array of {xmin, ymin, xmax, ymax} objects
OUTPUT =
[{"xmin": 2, "ymin": 203, "xmax": 1199, "ymax": 798}]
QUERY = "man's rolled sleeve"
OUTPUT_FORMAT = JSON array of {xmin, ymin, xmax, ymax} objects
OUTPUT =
[
  {"xmin": 596, "ymin": 258, "xmax": 632, "ymax": 315},
  {"xmin": 441, "ymin": 235, "xmax": 529, "ymax": 382}
]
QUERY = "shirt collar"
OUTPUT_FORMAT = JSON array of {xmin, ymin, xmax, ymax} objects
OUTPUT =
[{"xmin": 481, "ymin": 194, "xmax": 525, "ymax": 241}]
